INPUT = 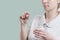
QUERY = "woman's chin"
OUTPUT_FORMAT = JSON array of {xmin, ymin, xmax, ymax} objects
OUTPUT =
[{"xmin": 44, "ymin": 8, "xmax": 51, "ymax": 11}]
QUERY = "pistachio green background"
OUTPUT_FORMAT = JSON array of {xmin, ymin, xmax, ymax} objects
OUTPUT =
[{"xmin": 0, "ymin": 0, "xmax": 44, "ymax": 40}]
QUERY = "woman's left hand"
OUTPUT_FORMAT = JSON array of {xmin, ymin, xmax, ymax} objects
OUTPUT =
[{"xmin": 33, "ymin": 29, "xmax": 55, "ymax": 40}]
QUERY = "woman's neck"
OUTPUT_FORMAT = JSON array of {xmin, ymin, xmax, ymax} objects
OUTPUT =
[{"xmin": 45, "ymin": 9, "xmax": 59, "ymax": 23}]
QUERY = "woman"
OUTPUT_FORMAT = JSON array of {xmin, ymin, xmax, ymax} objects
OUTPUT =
[{"xmin": 20, "ymin": 0, "xmax": 60, "ymax": 40}]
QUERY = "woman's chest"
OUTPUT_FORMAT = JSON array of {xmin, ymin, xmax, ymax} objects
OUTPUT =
[{"xmin": 47, "ymin": 22, "xmax": 60, "ymax": 40}]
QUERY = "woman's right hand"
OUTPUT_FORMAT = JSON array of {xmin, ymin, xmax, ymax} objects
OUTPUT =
[
  {"xmin": 20, "ymin": 11, "xmax": 30, "ymax": 25},
  {"xmin": 20, "ymin": 11, "xmax": 30, "ymax": 40}
]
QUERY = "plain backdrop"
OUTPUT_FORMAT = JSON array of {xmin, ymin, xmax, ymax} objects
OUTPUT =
[{"xmin": 0, "ymin": 0, "xmax": 44, "ymax": 40}]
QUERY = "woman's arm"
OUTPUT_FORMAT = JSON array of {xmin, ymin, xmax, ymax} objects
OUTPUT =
[
  {"xmin": 20, "ymin": 25, "xmax": 28, "ymax": 40},
  {"xmin": 20, "ymin": 11, "xmax": 30, "ymax": 40}
]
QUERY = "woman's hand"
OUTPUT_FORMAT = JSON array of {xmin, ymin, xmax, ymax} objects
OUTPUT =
[
  {"xmin": 20, "ymin": 11, "xmax": 30, "ymax": 40},
  {"xmin": 20, "ymin": 11, "xmax": 29, "ymax": 25},
  {"xmin": 33, "ymin": 29, "xmax": 55, "ymax": 40}
]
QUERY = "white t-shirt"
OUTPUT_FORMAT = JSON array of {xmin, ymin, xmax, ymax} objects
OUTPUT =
[{"xmin": 28, "ymin": 14, "xmax": 60, "ymax": 40}]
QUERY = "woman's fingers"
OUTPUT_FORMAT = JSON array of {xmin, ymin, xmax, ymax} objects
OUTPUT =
[
  {"xmin": 33, "ymin": 29, "xmax": 48, "ymax": 38},
  {"xmin": 33, "ymin": 29, "xmax": 45, "ymax": 35},
  {"xmin": 24, "ymin": 12, "xmax": 29, "ymax": 20},
  {"xmin": 20, "ymin": 15, "xmax": 25, "ymax": 20},
  {"xmin": 20, "ymin": 11, "xmax": 29, "ymax": 20},
  {"xmin": 33, "ymin": 31, "xmax": 43, "ymax": 38},
  {"xmin": 19, "ymin": 11, "xmax": 30, "ymax": 25},
  {"xmin": 33, "ymin": 29, "xmax": 42, "ymax": 38},
  {"xmin": 33, "ymin": 29, "xmax": 54, "ymax": 40}
]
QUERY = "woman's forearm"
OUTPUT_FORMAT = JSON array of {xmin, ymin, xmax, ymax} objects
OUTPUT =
[{"xmin": 20, "ymin": 25, "xmax": 28, "ymax": 40}]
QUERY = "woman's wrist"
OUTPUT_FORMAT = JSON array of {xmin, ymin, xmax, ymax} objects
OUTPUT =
[{"xmin": 21, "ymin": 23, "xmax": 27, "ymax": 29}]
